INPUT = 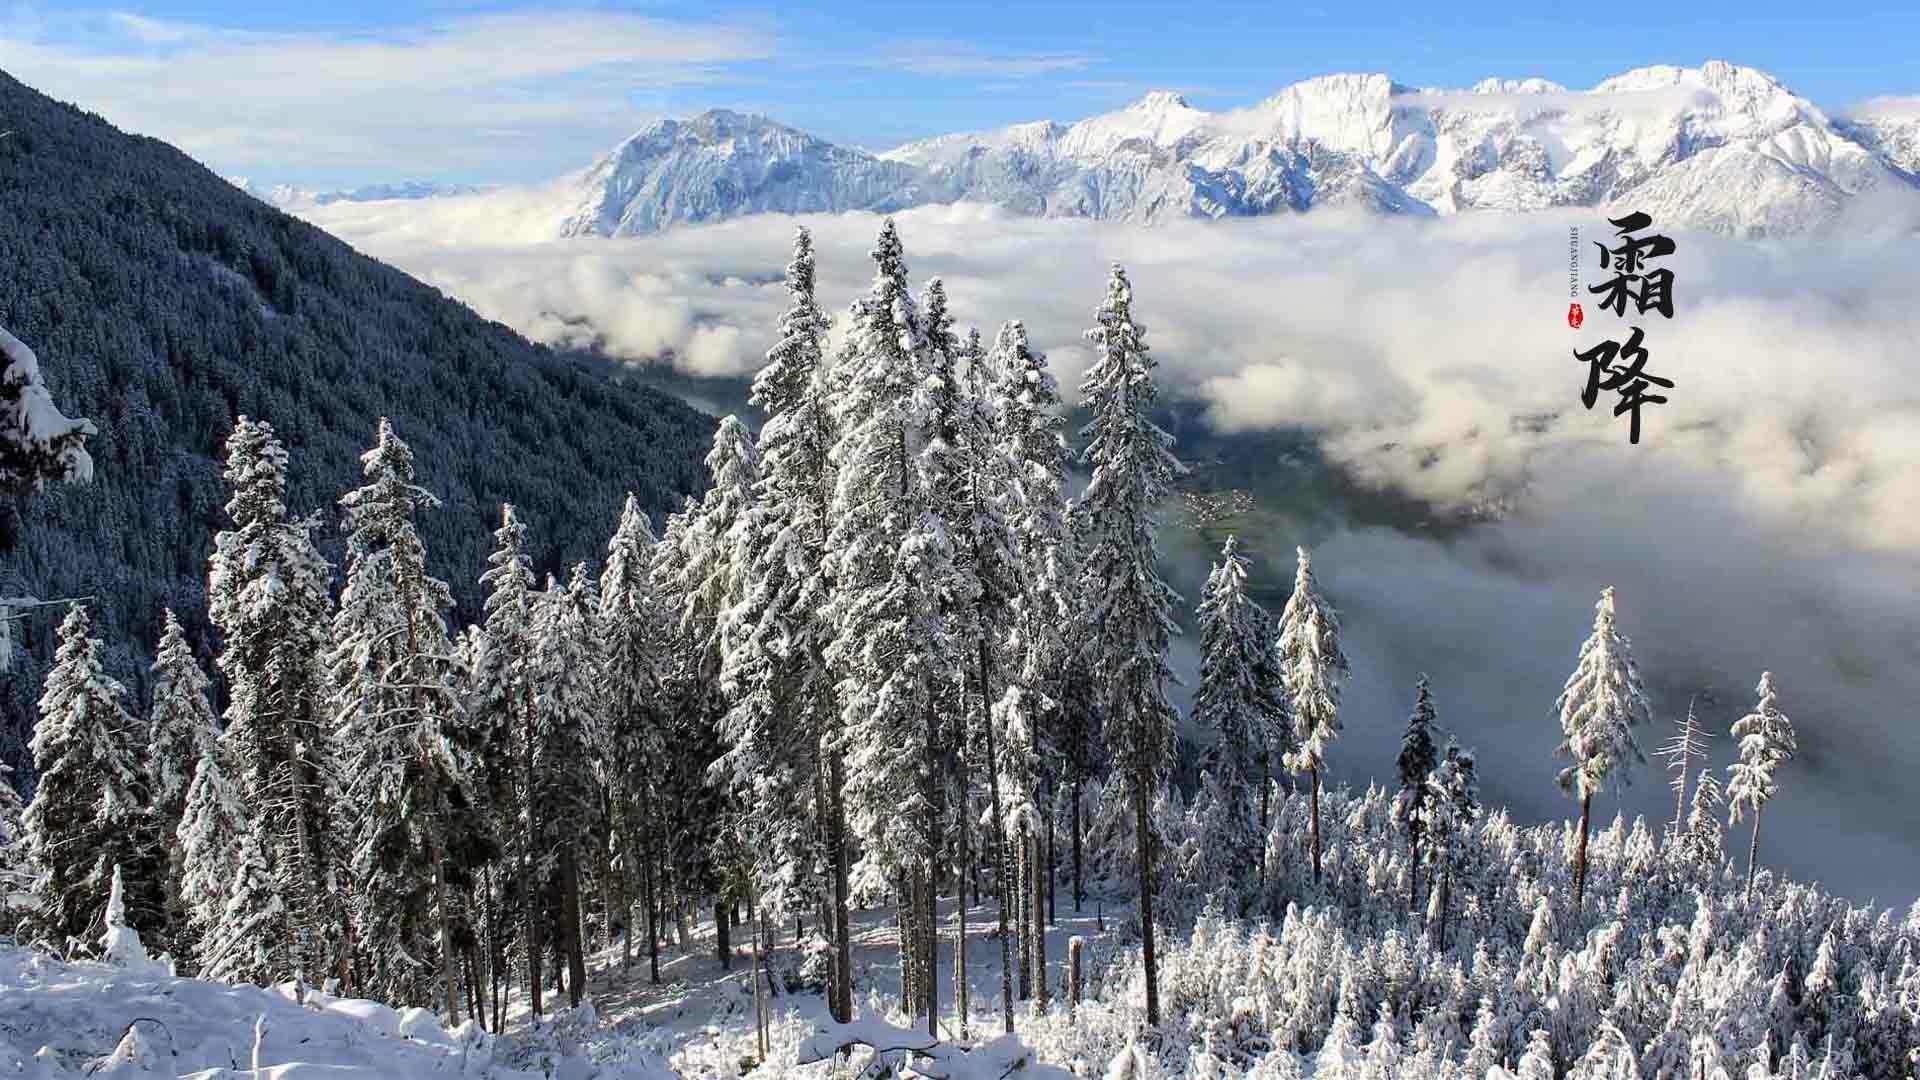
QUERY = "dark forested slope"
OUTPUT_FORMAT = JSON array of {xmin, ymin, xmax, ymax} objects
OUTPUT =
[{"xmin": 0, "ymin": 70, "xmax": 714, "ymax": 778}]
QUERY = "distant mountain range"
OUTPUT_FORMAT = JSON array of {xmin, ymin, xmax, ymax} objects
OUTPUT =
[
  {"xmin": 228, "ymin": 177, "xmax": 488, "ymax": 210},
  {"xmin": 397, "ymin": 60, "xmax": 1912, "ymax": 239}
]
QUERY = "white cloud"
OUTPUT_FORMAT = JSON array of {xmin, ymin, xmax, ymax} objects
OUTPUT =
[
  {"xmin": 305, "ymin": 196, "xmax": 1920, "ymax": 901},
  {"xmin": 0, "ymin": 9, "xmax": 773, "ymax": 179},
  {"xmin": 866, "ymin": 40, "xmax": 1098, "ymax": 79}
]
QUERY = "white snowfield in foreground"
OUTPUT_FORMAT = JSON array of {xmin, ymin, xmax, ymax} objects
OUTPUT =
[{"xmin": 0, "ymin": 945, "xmax": 643, "ymax": 1079}]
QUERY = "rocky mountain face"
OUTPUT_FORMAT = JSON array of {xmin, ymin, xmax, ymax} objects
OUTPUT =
[{"xmin": 553, "ymin": 61, "xmax": 1917, "ymax": 238}]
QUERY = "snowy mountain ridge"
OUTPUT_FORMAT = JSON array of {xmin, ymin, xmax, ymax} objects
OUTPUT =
[
  {"xmin": 552, "ymin": 60, "xmax": 1920, "ymax": 237},
  {"xmin": 227, "ymin": 176, "xmax": 486, "ymax": 210}
]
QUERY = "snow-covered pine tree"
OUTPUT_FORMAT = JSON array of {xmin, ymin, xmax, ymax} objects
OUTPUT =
[
  {"xmin": 1190, "ymin": 535, "xmax": 1267, "ymax": 915},
  {"xmin": 174, "ymin": 735, "xmax": 252, "ymax": 975},
  {"xmin": 147, "ymin": 608, "xmax": 219, "ymax": 956},
  {"xmin": 1552, "ymin": 586, "xmax": 1650, "ymax": 909},
  {"xmin": 0, "ymin": 759, "xmax": 26, "ymax": 929},
  {"xmin": 599, "ymin": 494, "xmax": 665, "ymax": 974},
  {"xmin": 530, "ymin": 566, "xmax": 605, "ymax": 1007},
  {"xmin": 1656, "ymin": 696, "xmax": 1710, "ymax": 841},
  {"xmin": 714, "ymin": 226, "xmax": 838, "ymax": 1004},
  {"xmin": 1276, "ymin": 546, "xmax": 1349, "ymax": 884},
  {"xmin": 1076, "ymin": 263, "xmax": 1183, "ymax": 1026},
  {"xmin": 907, "ymin": 276, "xmax": 980, "ymax": 1027},
  {"xmin": 207, "ymin": 417, "xmax": 341, "ymax": 986},
  {"xmin": 199, "ymin": 812, "xmax": 290, "ymax": 986},
  {"xmin": 1392, "ymin": 675, "xmax": 1440, "ymax": 913},
  {"xmin": 0, "ymin": 325, "xmax": 94, "ymax": 494},
  {"xmin": 822, "ymin": 220, "xmax": 954, "ymax": 1025},
  {"xmin": 1681, "ymin": 767, "xmax": 1724, "ymax": 874},
  {"xmin": 1420, "ymin": 741, "xmax": 1478, "ymax": 948},
  {"xmin": 1727, "ymin": 671, "xmax": 1797, "ymax": 901},
  {"xmin": 22, "ymin": 603, "xmax": 154, "ymax": 950},
  {"xmin": 466, "ymin": 503, "xmax": 539, "ymax": 1018},
  {"xmin": 327, "ymin": 418, "xmax": 468, "ymax": 1017}
]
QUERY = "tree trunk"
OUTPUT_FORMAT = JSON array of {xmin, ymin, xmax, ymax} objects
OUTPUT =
[
  {"xmin": 955, "ymin": 713, "xmax": 970, "ymax": 1041},
  {"xmin": 1031, "ymin": 831, "xmax": 1048, "ymax": 1009},
  {"xmin": 716, "ymin": 900, "xmax": 731, "ymax": 971},
  {"xmin": 1572, "ymin": 792, "xmax": 1593, "ymax": 909},
  {"xmin": 1046, "ymin": 812, "xmax": 1056, "ymax": 927},
  {"xmin": 435, "ymin": 852, "xmax": 461, "ymax": 1027},
  {"xmin": 1745, "ymin": 807, "xmax": 1763, "ymax": 900},
  {"xmin": 559, "ymin": 844, "xmax": 587, "ymax": 1007},
  {"xmin": 1072, "ymin": 779, "xmax": 1084, "ymax": 913},
  {"xmin": 644, "ymin": 832, "xmax": 660, "ymax": 985},
  {"xmin": 1309, "ymin": 767, "xmax": 1323, "ymax": 883},
  {"xmin": 1260, "ymin": 757, "xmax": 1272, "ymax": 835},
  {"xmin": 1015, "ymin": 826, "xmax": 1029, "ymax": 1001},
  {"xmin": 1407, "ymin": 826, "xmax": 1421, "ymax": 917},
  {"xmin": 977, "ymin": 638, "xmax": 1013, "ymax": 1034},
  {"xmin": 1135, "ymin": 779, "xmax": 1160, "ymax": 1027},
  {"xmin": 750, "ymin": 887, "xmax": 767, "ymax": 1060},
  {"xmin": 829, "ymin": 746, "xmax": 854, "ymax": 1025}
]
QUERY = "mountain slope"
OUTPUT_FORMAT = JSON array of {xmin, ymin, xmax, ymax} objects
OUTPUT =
[
  {"xmin": 0, "ymin": 70, "xmax": 714, "ymax": 778},
  {"xmin": 552, "ymin": 61, "xmax": 1915, "ymax": 238}
]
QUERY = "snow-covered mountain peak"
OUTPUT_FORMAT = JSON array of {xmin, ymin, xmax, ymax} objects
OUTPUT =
[
  {"xmin": 1469, "ymin": 76, "xmax": 1567, "ymax": 95},
  {"xmin": 539, "ymin": 60, "xmax": 1918, "ymax": 237},
  {"xmin": 1126, "ymin": 89, "xmax": 1195, "ymax": 114}
]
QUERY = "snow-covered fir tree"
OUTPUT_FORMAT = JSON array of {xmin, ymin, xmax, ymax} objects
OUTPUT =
[
  {"xmin": 1276, "ymin": 546, "xmax": 1349, "ymax": 884},
  {"xmin": 0, "ymin": 325, "xmax": 94, "ymax": 495},
  {"xmin": 22, "ymin": 602, "xmax": 155, "ymax": 950},
  {"xmin": 1392, "ymin": 675, "xmax": 1440, "ymax": 913},
  {"xmin": 326, "ymin": 418, "xmax": 468, "ymax": 1016},
  {"xmin": 1553, "ymin": 586, "xmax": 1650, "ymax": 909},
  {"xmin": 1076, "ymin": 262, "xmax": 1183, "ymax": 1025},
  {"xmin": 598, "ymin": 493, "xmax": 665, "ymax": 976},
  {"xmin": 824, "ymin": 220, "xmax": 959, "ymax": 1028},
  {"xmin": 146, "ymin": 607, "xmax": 219, "ymax": 956},
  {"xmin": 198, "ymin": 813, "xmax": 289, "ymax": 986},
  {"xmin": 712, "ymin": 224, "xmax": 853, "ymax": 1018},
  {"xmin": 1727, "ymin": 671, "xmax": 1797, "ymax": 899},
  {"xmin": 528, "ymin": 566, "xmax": 605, "ymax": 1008},
  {"xmin": 467, "ymin": 503, "xmax": 541, "ymax": 1016},
  {"xmin": 1189, "ymin": 535, "xmax": 1268, "ymax": 915},
  {"xmin": 714, "ymin": 227, "xmax": 836, "ymax": 958},
  {"xmin": 174, "ymin": 734, "xmax": 252, "ymax": 975},
  {"xmin": 207, "ymin": 417, "xmax": 341, "ymax": 985}
]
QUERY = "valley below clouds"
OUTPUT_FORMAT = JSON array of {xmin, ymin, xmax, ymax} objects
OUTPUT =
[{"xmin": 308, "ymin": 195, "xmax": 1920, "ymax": 905}]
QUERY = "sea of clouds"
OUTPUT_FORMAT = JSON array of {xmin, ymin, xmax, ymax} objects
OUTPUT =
[{"xmin": 307, "ymin": 193, "xmax": 1920, "ymax": 906}]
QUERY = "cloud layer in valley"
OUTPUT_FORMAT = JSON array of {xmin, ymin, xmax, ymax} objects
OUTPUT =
[{"xmin": 306, "ymin": 194, "xmax": 1920, "ymax": 905}]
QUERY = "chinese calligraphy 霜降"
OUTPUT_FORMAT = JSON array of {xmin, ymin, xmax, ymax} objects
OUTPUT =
[{"xmin": 1573, "ymin": 211, "xmax": 1675, "ymax": 444}]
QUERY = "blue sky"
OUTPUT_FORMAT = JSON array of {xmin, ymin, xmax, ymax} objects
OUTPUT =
[{"xmin": 3, "ymin": 0, "xmax": 1914, "ymax": 187}]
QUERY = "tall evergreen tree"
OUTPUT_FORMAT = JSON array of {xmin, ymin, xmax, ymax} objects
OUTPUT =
[
  {"xmin": 824, "ymin": 221, "xmax": 956, "ymax": 1028},
  {"xmin": 207, "ymin": 417, "xmax": 341, "ymax": 985},
  {"xmin": 599, "ymin": 494, "xmax": 664, "ymax": 975},
  {"xmin": 327, "ymin": 419, "xmax": 467, "ymax": 1016},
  {"xmin": 1076, "ymin": 263, "xmax": 1183, "ymax": 1026},
  {"xmin": 1553, "ymin": 586, "xmax": 1650, "ymax": 909},
  {"xmin": 148, "ymin": 608, "xmax": 219, "ymax": 955},
  {"xmin": 22, "ymin": 603, "xmax": 154, "ymax": 949},
  {"xmin": 1392, "ymin": 674, "xmax": 1440, "ymax": 912},
  {"xmin": 1276, "ymin": 546, "xmax": 1349, "ymax": 884},
  {"xmin": 715, "ymin": 227, "xmax": 838, "ymax": 969},
  {"xmin": 1727, "ymin": 671, "xmax": 1798, "ymax": 900},
  {"xmin": 174, "ymin": 736, "xmax": 251, "ymax": 975},
  {"xmin": 467, "ymin": 503, "xmax": 539, "ymax": 1017},
  {"xmin": 530, "ymin": 566, "xmax": 604, "ymax": 1006},
  {"xmin": 199, "ymin": 813, "xmax": 290, "ymax": 986},
  {"xmin": 1191, "ymin": 535, "xmax": 1267, "ymax": 914}
]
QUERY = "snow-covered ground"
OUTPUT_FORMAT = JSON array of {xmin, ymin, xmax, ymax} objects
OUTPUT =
[{"xmin": 0, "ymin": 895, "xmax": 1128, "ymax": 1079}]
